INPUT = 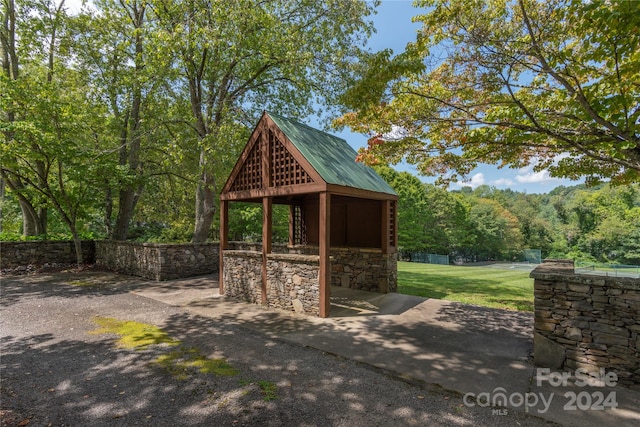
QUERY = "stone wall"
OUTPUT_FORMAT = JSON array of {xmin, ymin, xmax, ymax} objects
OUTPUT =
[
  {"xmin": 95, "ymin": 241, "xmax": 218, "ymax": 281},
  {"xmin": 531, "ymin": 259, "xmax": 640, "ymax": 387},
  {"xmin": 329, "ymin": 247, "xmax": 397, "ymax": 293},
  {"xmin": 226, "ymin": 242, "xmax": 397, "ymax": 293},
  {"xmin": 222, "ymin": 250, "xmax": 263, "ymax": 304},
  {"xmin": 0, "ymin": 241, "xmax": 96, "ymax": 268},
  {"xmin": 222, "ymin": 250, "xmax": 320, "ymax": 315},
  {"xmin": 266, "ymin": 253, "xmax": 320, "ymax": 315}
]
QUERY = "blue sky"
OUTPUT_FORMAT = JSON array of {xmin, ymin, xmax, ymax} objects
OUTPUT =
[{"xmin": 324, "ymin": 0, "xmax": 585, "ymax": 194}]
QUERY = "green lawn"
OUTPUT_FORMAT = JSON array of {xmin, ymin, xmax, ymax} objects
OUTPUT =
[{"xmin": 397, "ymin": 261, "xmax": 534, "ymax": 312}]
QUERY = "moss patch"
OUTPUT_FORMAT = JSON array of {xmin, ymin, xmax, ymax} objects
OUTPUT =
[
  {"xmin": 67, "ymin": 280, "xmax": 99, "ymax": 287},
  {"xmin": 89, "ymin": 317, "xmax": 181, "ymax": 350},
  {"xmin": 89, "ymin": 317, "xmax": 239, "ymax": 381},
  {"xmin": 153, "ymin": 347, "xmax": 239, "ymax": 380}
]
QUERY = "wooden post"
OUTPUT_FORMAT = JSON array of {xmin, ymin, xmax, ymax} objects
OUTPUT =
[
  {"xmin": 381, "ymin": 200, "xmax": 390, "ymax": 255},
  {"xmin": 392, "ymin": 200, "xmax": 398, "ymax": 249},
  {"xmin": 319, "ymin": 192, "xmax": 331, "ymax": 318},
  {"xmin": 219, "ymin": 200, "xmax": 228, "ymax": 294},
  {"xmin": 289, "ymin": 204, "xmax": 295, "ymax": 247},
  {"xmin": 262, "ymin": 197, "xmax": 272, "ymax": 305}
]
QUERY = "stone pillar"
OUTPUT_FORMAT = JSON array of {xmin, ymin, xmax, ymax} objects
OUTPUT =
[
  {"xmin": 531, "ymin": 260, "xmax": 575, "ymax": 369},
  {"xmin": 531, "ymin": 259, "xmax": 640, "ymax": 387}
]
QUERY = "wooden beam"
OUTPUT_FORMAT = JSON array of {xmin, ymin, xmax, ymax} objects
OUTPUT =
[
  {"xmin": 220, "ymin": 182, "xmax": 327, "ymax": 201},
  {"xmin": 319, "ymin": 192, "xmax": 331, "ymax": 318},
  {"xmin": 219, "ymin": 200, "xmax": 229, "ymax": 294},
  {"xmin": 262, "ymin": 197, "xmax": 272, "ymax": 305},
  {"xmin": 325, "ymin": 183, "xmax": 398, "ymax": 201},
  {"xmin": 261, "ymin": 130, "xmax": 271, "ymax": 188}
]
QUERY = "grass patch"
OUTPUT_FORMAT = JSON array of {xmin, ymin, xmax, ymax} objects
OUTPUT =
[
  {"xmin": 397, "ymin": 261, "xmax": 534, "ymax": 311},
  {"xmin": 257, "ymin": 380, "xmax": 278, "ymax": 401},
  {"xmin": 89, "ymin": 317, "xmax": 181, "ymax": 349}
]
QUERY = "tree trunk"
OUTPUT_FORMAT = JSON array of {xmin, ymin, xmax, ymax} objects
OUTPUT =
[
  {"xmin": 0, "ymin": 178, "xmax": 4, "ymax": 233},
  {"xmin": 112, "ymin": 187, "xmax": 141, "ymax": 240},
  {"xmin": 192, "ymin": 151, "xmax": 216, "ymax": 243},
  {"xmin": 104, "ymin": 184, "xmax": 113, "ymax": 236},
  {"xmin": 69, "ymin": 224, "xmax": 84, "ymax": 266},
  {"xmin": 18, "ymin": 198, "xmax": 37, "ymax": 236},
  {"xmin": 110, "ymin": 2, "xmax": 145, "ymax": 241}
]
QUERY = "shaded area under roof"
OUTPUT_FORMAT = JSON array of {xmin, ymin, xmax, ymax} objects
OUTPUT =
[{"xmin": 267, "ymin": 112, "xmax": 397, "ymax": 197}]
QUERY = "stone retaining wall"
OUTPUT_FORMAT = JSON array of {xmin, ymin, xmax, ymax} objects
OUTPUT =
[
  {"xmin": 531, "ymin": 259, "xmax": 640, "ymax": 387},
  {"xmin": 329, "ymin": 247, "xmax": 397, "ymax": 293},
  {"xmin": 95, "ymin": 241, "xmax": 218, "ymax": 281},
  {"xmin": 222, "ymin": 250, "xmax": 320, "ymax": 315},
  {"xmin": 266, "ymin": 253, "xmax": 320, "ymax": 315},
  {"xmin": 226, "ymin": 242, "xmax": 396, "ymax": 293},
  {"xmin": 0, "ymin": 241, "xmax": 96, "ymax": 268},
  {"xmin": 222, "ymin": 250, "xmax": 263, "ymax": 304}
]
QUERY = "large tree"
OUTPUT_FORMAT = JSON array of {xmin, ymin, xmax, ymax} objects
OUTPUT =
[
  {"xmin": 1, "ymin": 0, "xmax": 106, "ymax": 263},
  {"xmin": 72, "ymin": 0, "xmax": 174, "ymax": 240},
  {"xmin": 153, "ymin": 0, "xmax": 376, "ymax": 242},
  {"xmin": 336, "ymin": 0, "xmax": 640, "ymax": 186},
  {"xmin": 1, "ymin": 0, "xmax": 60, "ymax": 236}
]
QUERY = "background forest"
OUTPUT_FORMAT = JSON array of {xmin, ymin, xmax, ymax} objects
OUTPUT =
[
  {"xmin": 375, "ymin": 168, "xmax": 640, "ymax": 265},
  {"xmin": 3, "ymin": 160, "xmax": 640, "ymax": 266}
]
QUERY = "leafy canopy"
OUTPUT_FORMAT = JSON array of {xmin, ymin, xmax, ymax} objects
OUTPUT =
[{"xmin": 336, "ymin": 0, "xmax": 640, "ymax": 185}]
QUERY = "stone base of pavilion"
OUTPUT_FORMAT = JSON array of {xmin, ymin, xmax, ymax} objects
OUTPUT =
[{"xmin": 222, "ymin": 242, "xmax": 397, "ymax": 317}]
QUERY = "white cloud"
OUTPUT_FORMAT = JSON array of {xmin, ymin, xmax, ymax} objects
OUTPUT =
[
  {"xmin": 492, "ymin": 177, "xmax": 515, "ymax": 187},
  {"xmin": 382, "ymin": 125, "xmax": 409, "ymax": 140},
  {"xmin": 515, "ymin": 154, "xmax": 571, "ymax": 184},
  {"xmin": 516, "ymin": 169, "xmax": 557, "ymax": 184},
  {"xmin": 455, "ymin": 173, "xmax": 486, "ymax": 189}
]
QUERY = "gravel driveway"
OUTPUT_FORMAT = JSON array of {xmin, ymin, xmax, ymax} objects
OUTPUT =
[{"xmin": 0, "ymin": 270, "xmax": 556, "ymax": 426}]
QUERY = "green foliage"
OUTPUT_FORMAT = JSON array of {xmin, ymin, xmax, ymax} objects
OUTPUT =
[
  {"xmin": 374, "ymin": 165, "xmax": 470, "ymax": 255},
  {"xmin": 564, "ymin": 184, "xmax": 640, "ymax": 264},
  {"xmin": 337, "ymin": 0, "xmax": 640, "ymax": 185},
  {"xmin": 2, "ymin": 0, "xmax": 637, "ymax": 267},
  {"xmin": 150, "ymin": 0, "xmax": 378, "ymax": 242},
  {"xmin": 468, "ymin": 198, "xmax": 523, "ymax": 261},
  {"xmin": 1, "ymin": 0, "xmax": 377, "ymax": 243},
  {"xmin": 228, "ymin": 203, "xmax": 289, "ymax": 243},
  {"xmin": 0, "ymin": 231, "xmax": 99, "ymax": 242}
]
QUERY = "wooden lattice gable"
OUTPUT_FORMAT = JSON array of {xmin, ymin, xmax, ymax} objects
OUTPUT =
[
  {"xmin": 267, "ymin": 112, "xmax": 398, "ymax": 198},
  {"xmin": 222, "ymin": 112, "xmax": 325, "ymax": 198}
]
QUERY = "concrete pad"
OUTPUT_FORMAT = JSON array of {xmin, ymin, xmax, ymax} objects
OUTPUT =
[{"xmin": 129, "ymin": 276, "xmax": 640, "ymax": 427}]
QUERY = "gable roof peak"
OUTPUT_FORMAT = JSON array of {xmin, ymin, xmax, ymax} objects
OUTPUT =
[{"xmin": 265, "ymin": 112, "xmax": 397, "ymax": 197}]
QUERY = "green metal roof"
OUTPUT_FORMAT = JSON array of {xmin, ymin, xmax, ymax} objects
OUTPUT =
[{"xmin": 267, "ymin": 112, "xmax": 397, "ymax": 196}]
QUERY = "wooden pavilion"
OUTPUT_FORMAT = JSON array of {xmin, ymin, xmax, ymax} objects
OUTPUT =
[{"xmin": 219, "ymin": 112, "xmax": 398, "ymax": 317}]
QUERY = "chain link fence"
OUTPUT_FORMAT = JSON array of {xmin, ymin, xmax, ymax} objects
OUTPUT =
[
  {"xmin": 575, "ymin": 262, "xmax": 640, "ymax": 278},
  {"xmin": 408, "ymin": 252, "xmax": 450, "ymax": 265}
]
